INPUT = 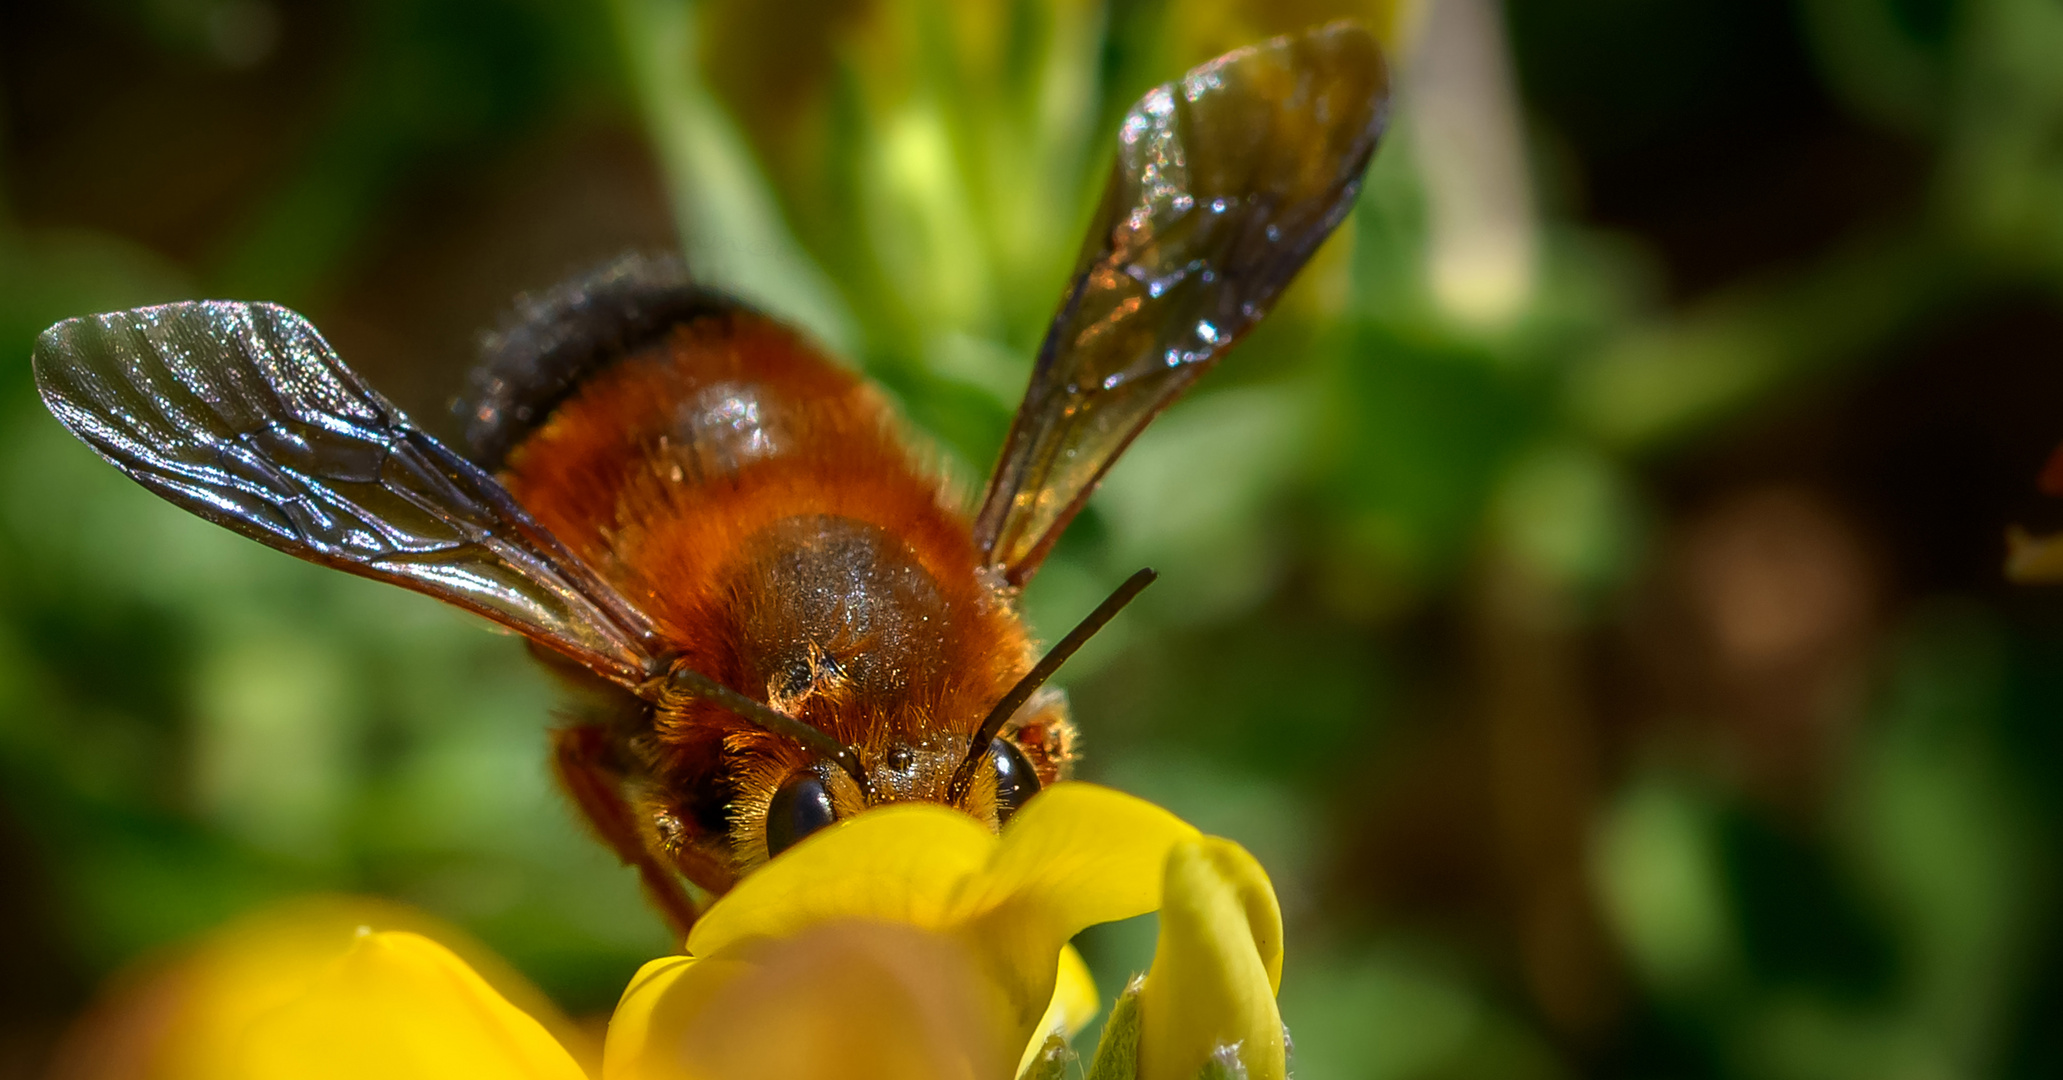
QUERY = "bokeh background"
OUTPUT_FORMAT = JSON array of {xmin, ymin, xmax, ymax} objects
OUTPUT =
[{"xmin": 4, "ymin": 0, "xmax": 2063, "ymax": 1076}]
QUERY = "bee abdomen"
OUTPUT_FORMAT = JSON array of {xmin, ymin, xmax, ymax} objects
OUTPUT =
[{"xmin": 461, "ymin": 253, "xmax": 743, "ymax": 469}]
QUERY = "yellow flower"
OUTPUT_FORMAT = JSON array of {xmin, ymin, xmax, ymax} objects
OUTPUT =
[
  {"xmin": 53, "ymin": 785, "xmax": 1288, "ymax": 1080},
  {"xmin": 608, "ymin": 783, "xmax": 1195, "ymax": 1079}
]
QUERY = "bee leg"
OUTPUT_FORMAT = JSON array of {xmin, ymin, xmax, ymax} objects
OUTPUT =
[{"xmin": 552, "ymin": 724, "xmax": 702, "ymax": 939}]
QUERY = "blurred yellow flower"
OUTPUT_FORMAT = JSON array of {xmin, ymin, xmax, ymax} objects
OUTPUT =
[
  {"xmin": 2007, "ymin": 523, "xmax": 2063, "ymax": 582},
  {"xmin": 53, "ymin": 785, "xmax": 1290, "ymax": 1080},
  {"xmin": 233, "ymin": 930, "xmax": 588, "ymax": 1080},
  {"xmin": 42, "ymin": 896, "xmax": 599, "ymax": 1080}
]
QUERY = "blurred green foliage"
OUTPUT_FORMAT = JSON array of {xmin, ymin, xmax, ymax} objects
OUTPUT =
[{"xmin": 6, "ymin": 0, "xmax": 2063, "ymax": 1077}]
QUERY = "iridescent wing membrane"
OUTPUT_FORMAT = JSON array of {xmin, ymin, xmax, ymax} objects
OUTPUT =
[
  {"xmin": 973, "ymin": 22, "xmax": 1390, "ymax": 584},
  {"xmin": 32, "ymin": 302, "xmax": 663, "ymax": 686}
]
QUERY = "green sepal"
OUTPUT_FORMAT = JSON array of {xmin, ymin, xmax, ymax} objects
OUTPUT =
[
  {"xmin": 1195, "ymin": 1045, "xmax": 1249, "ymax": 1080},
  {"xmin": 1085, "ymin": 975, "xmax": 1145, "ymax": 1080},
  {"xmin": 1020, "ymin": 1033, "xmax": 1078, "ymax": 1080}
]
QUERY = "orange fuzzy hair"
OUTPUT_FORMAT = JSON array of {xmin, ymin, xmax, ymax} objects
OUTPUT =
[{"xmin": 497, "ymin": 311, "xmax": 1066, "ymax": 839}]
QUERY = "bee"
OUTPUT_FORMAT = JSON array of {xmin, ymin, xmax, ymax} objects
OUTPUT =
[{"xmin": 32, "ymin": 23, "xmax": 1387, "ymax": 934}]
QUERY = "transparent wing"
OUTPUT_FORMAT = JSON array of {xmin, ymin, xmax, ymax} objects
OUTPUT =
[
  {"xmin": 33, "ymin": 301, "xmax": 665, "ymax": 687},
  {"xmin": 973, "ymin": 21, "xmax": 1390, "ymax": 584}
]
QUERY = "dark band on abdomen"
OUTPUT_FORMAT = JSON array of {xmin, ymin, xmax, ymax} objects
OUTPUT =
[{"xmin": 459, "ymin": 252, "xmax": 749, "ymax": 469}]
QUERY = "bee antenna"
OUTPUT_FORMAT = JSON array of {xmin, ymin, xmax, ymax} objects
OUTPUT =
[
  {"xmin": 662, "ymin": 666, "xmax": 876, "ymax": 801},
  {"xmin": 947, "ymin": 567, "xmax": 1158, "ymax": 804}
]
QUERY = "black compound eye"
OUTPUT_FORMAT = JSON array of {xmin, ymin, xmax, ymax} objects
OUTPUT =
[
  {"xmin": 991, "ymin": 737, "xmax": 1041, "ymax": 824},
  {"xmin": 766, "ymin": 770, "xmax": 835, "ymax": 858}
]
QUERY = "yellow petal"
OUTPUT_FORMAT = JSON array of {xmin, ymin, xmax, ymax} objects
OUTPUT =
[
  {"xmin": 235, "ymin": 931, "xmax": 587, "ymax": 1080},
  {"xmin": 686, "ymin": 803, "xmax": 993, "ymax": 957},
  {"xmin": 605, "ymin": 956, "xmax": 699, "ymax": 1062},
  {"xmin": 608, "ymin": 921, "xmax": 1007, "ymax": 1080},
  {"xmin": 959, "ymin": 784, "xmax": 1200, "ymax": 1042},
  {"xmin": 962, "ymin": 784, "xmax": 1201, "ymax": 926},
  {"xmin": 1137, "ymin": 839, "xmax": 1286, "ymax": 1080},
  {"xmin": 1052, "ymin": 944, "xmax": 1102, "ymax": 1037},
  {"xmin": 1015, "ymin": 944, "xmax": 1100, "ymax": 1079},
  {"xmin": 603, "ymin": 954, "xmax": 756, "ymax": 1080},
  {"xmin": 46, "ymin": 896, "xmax": 595, "ymax": 1080},
  {"xmin": 602, "ymin": 956, "xmax": 698, "ymax": 1080}
]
